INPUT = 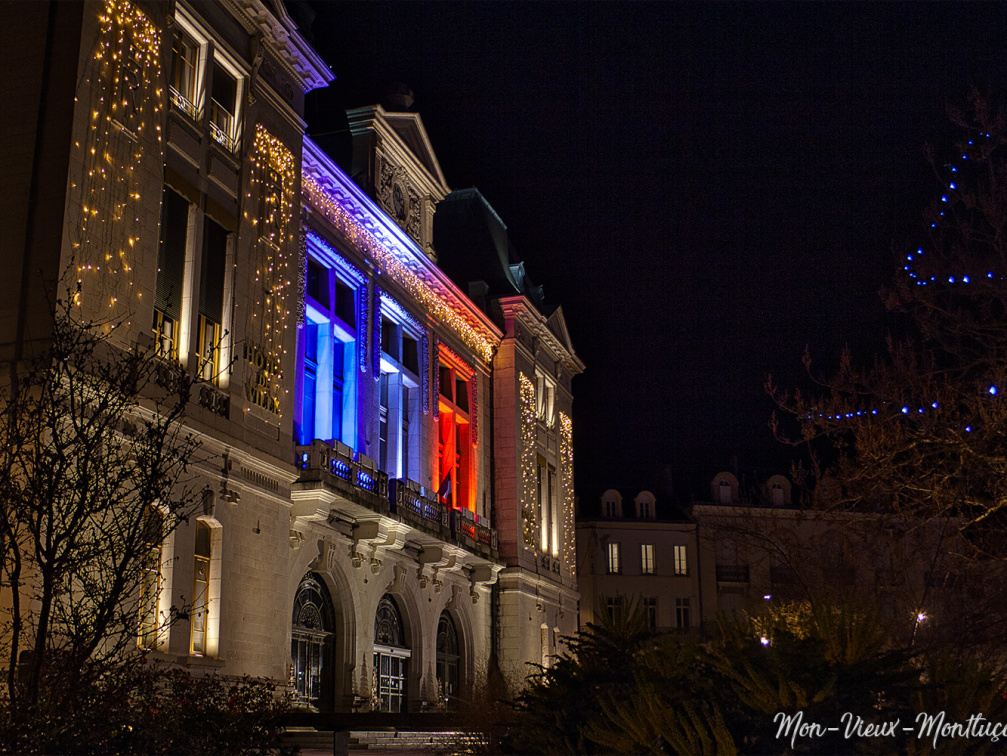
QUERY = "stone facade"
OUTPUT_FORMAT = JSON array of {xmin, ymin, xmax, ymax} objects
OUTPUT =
[{"xmin": 5, "ymin": 0, "xmax": 582, "ymax": 713}]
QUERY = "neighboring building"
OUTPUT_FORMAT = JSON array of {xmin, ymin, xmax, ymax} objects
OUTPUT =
[
  {"xmin": 578, "ymin": 474, "xmax": 1000, "ymax": 649},
  {"xmin": 576, "ymin": 490, "xmax": 712, "ymax": 632},
  {"xmin": 6, "ymin": 0, "xmax": 581, "ymax": 715}
]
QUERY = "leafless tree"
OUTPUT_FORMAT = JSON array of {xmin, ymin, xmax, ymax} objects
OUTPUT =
[{"xmin": 0, "ymin": 299, "xmax": 202, "ymax": 713}]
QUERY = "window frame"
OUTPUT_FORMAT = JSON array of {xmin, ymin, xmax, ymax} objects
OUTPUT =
[
  {"xmin": 378, "ymin": 294, "xmax": 425, "ymax": 483},
  {"xmin": 606, "ymin": 541, "xmax": 621, "ymax": 574},
  {"xmin": 436, "ymin": 351, "xmax": 474, "ymax": 512},
  {"xmin": 300, "ymin": 238, "xmax": 365, "ymax": 448},
  {"xmin": 673, "ymin": 544, "xmax": 688, "ymax": 576},
  {"xmin": 168, "ymin": 10, "xmax": 208, "ymax": 121},
  {"xmin": 641, "ymin": 543, "xmax": 655, "ymax": 574}
]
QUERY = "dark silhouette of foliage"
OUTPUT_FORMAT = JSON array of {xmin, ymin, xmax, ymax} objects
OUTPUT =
[{"xmin": 502, "ymin": 599, "xmax": 1007, "ymax": 755}]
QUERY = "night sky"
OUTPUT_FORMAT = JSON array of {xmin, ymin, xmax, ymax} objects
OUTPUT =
[{"xmin": 303, "ymin": 1, "xmax": 1007, "ymax": 506}]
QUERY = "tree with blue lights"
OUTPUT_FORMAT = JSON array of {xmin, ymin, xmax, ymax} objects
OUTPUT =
[{"xmin": 772, "ymin": 94, "xmax": 1007, "ymax": 630}]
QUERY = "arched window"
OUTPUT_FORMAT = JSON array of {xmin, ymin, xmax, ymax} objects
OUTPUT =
[
  {"xmin": 436, "ymin": 612, "xmax": 460, "ymax": 707},
  {"xmin": 291, "ymin": 573, "xmax": 335, "ymax": 710},
  {"xmin": 373, "ymin": 595, "xmax": 410, "ymax": 712}
]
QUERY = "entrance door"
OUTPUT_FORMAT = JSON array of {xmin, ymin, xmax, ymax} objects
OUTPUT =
[{"xmin": 291, "ymin": 573, "xmax": 335, "ymax": 710}]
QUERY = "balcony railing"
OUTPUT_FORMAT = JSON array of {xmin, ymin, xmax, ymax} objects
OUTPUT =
[
  {"xmin": 169, "ymin": 86, "xmax": 198, "ymax": 120},
  {"xmin": 296, "ymin": 440, "xmax": 389, "ymax": 505},
  {"xmin": 390, "ymin": 478, "xmax": 448, "ymax": 530},
  {"xmin": 296, "ymin": 440, "xmax": 497, "ymax": 556}
]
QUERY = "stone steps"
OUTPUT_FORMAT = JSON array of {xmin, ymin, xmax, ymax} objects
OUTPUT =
[{"xmin": 283, "ymin": 728, "xmax": 486, "ymax": 752}]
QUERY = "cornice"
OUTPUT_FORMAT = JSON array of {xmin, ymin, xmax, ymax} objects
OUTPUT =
[
  {"xmin": 227, "ymin": 0, "xmax": 334, "ymax": 93},
  {"xmin": 499, "ymin": 295, "xmax": 585, "ymax": 376},
  {"xmin": 301, "ymin": 139, "xmax": 502, "ymax": 364}
]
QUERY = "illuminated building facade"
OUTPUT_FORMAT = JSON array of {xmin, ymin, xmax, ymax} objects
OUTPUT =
[{"xmin": 6, "ymin": 0, "xmax": 582, "ymax": 714}]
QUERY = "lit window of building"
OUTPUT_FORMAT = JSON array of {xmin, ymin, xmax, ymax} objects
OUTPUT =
[
  {"xmin": 139, "ymin": 507, "xmax": 164, "ymax": 649},
  {"xmin": 299, "ymin": 243, "xmax": 363, "ymax": 448},
  {"xmin": 437, "ymin": 355, "xmax": 472, "ymax": 510},
  {"xmin": 674, "ymin": 545, "xmax": 688, "ymax": 576},
  {"xmin": 190, "ymin": 520, "xmax": 211, "ymax": 655},
  {"xmin": 209, "ymin": 59, "xmax": 242, "ymax": 152},
  {"xmin": 641, "ymin": 543, "xmax": 655, "ymax": 574},
  {"xmin": 197, "ymin": 217, "xmax": 228, "ymax": 384},
  {"xmin": 607, "ymin": 541, "xmax": 621, "ymax": 574},
  {"xmin": 535, "ymin": 369, "xmax": 556, "ymax": 427},
  {"xmin": 537, "ymin": 455, "xmax": 559, "ymax": 555},
  {"xmin": 153, "ymin": 186, "xmax": 189, "ymax": 362},
  {"xmin": 169, "ymin": 25, "xmax": 202, "ymax": 119},
  {"xmin": 378, "ymin": 298, "xmax": 424, "ymax": 482}
]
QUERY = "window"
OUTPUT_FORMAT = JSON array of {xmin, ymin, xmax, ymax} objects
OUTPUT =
[
  {"xmin": 537, "ymin": 457, "xmax": 559, "ymax": 556},
  {"xmin": 641, "ymin": 544, "xmax": 655, "ymax": 574},
  {"xmin": 535, "ymin": 369, "xmax": 556, "ymax": 427},
  {"xmin": 604, "ymin": 500, "xmax": 617, "ymax": 517},
  {"xmin": 299, "ymin": 247, "xmax": 361, "ymax": 448},
  {"xmin": 607, "ymin": 542, "xmax": 621, "ymax": 574},
  {"xmin": 639, "ymin": 500, "xmax": 651, "ymax": 518},
  {"xmin": 198, "ymin": 217, "xmax": 227, "ymax": 384},
  {"xmin": 771, "ymin": 482, "xmax": 785, "ymax": 506},
  {"xmin": 374, "ymin": 595, "xmax": 410, "ymax": 713},
  {"xmin": 169, "ymin": 28, "xmax": 201, "ymax": 119},
  {"xmin": 435, "ymin": 612, "xmax": 460, "ymax": 708},
  {"xmin": 209, "ymin": 60, "xmax": 239, "ymax": 151},
  {"xmin": 292, "ymin": 573, "xmax": 335, "ymax": 710},
  {"xmin": 606, "ymin": 596, "xmax": 624, "ymax": 624},
  {"xmin": 154, "ymin": 186, "xmax": 189, "ymax": 361},
  {"xmin": 378, "ymin": 301, "xmax": 423, "ymax": 482},
  {"xmin": 191, "ymin": 521, "xmax": 211, "ymax": 655},
  {"xmin": 674, "ymin": 545, "xmax": 688, "ymax": 576},
  {"xmin": 378, "ymin": 297, "xmax": 422, "ymax": 481},
  {"xmin": 643, "ymin": 597, "xmax": 658, "ymax": 632},
  {"xmin": 139, "ymin": 507, "xmax": 164, "ymax": 649},
  {"xmin": 379, "ymin": 371, "xmax": 390, "ymax": 472},
  {"xmin": 676, "ymin": 598, "xmax": 691, "ymax": 630},
  {"xmin": 718, "ymin": 479, "xmax": 733, "ymax": 504},
  {"xmin": 437, "ymin": 357, "xmax": 472, "ymax": 511}
]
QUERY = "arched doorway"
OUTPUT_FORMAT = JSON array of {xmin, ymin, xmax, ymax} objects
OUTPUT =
[
  {"xmin": 291, "ymin": 572, "xmax": 335, "ymax": 710},
  {"xmin": 436, "ymin": 611, "xmax": 460, "ymax": 707},
  {"xmin": 373, "ymin": 594, "xmax": 410, "ymax": 712}
]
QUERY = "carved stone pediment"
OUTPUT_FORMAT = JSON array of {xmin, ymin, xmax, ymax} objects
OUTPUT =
[{"xmin": 376, "ymin": 152, "xmax": 423, "ymax": 244}]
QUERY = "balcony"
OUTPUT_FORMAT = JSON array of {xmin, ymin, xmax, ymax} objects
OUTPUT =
[{"xmin": 295, "ymin": 440, "xmax": 497, "ymax": 558}]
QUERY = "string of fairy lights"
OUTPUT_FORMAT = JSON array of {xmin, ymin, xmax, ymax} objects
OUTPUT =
[
  {"xmin": 811, "ymin": 384, "xmax": 1000, "ymax": 434},
  {"xmin": 303, "ymin": 176, "xmax": 497, "ymax": 363},
  {"xmin": 245, "ymin": 125, "xmax": 298, "ymax": 418},
  {"xmin": 902, "ymin": 135, "xmax": 1004, "ymax": 288},
  {"xmin": 520, "ymin": 373, "xmax": 538, "ymax": 550},
  {"xmin": 559, "ymin": 412, "xmax": 575, "ymax": 574},
  {"xmin": 812, "ymin": 134, "xmax": 1007, "ymax": 433},
  {"xmin": 71, "ymin": 0, "xmax": 163, "ymax": 331}
]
